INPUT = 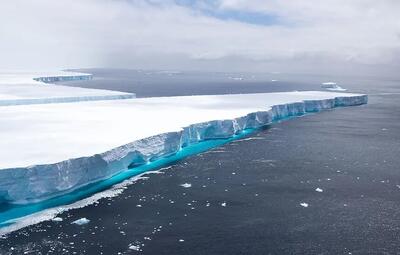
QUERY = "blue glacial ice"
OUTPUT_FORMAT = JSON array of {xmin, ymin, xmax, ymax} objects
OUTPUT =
[{"xmin": 0, "ymin": 93, "xmax": 367, "ymax": 204}]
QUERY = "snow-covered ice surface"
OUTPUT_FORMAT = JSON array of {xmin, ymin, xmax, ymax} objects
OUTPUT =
[
  {"xmin": 0, "ymin": 90, "xmax": 367, "ymax": 203},
  {"xmin": 0, "ymin": 71, "xmax": 135, "ymax": 106}
]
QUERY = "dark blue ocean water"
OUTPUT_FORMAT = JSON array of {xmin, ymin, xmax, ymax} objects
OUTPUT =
[{"xmin": 1, "ymin": 69, "xmax": 399, "ymax": 254}]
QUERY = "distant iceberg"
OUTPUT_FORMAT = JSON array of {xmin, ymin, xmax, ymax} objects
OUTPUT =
[
  {"xmin": 32, "ymin": 73, "xmax": 93, "ymax": 83},
  {"xmin": 0, "ymin": 71, "xmax": 135, "ymax": 106},
  {"xmin": 321, "ymin": 82, "xmax": 347, "ymax": 92}
]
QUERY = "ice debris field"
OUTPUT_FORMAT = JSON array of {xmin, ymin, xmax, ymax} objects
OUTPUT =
[{"xmin": 0, "ymin": 71, "xmax": 367, "ymax": 228}]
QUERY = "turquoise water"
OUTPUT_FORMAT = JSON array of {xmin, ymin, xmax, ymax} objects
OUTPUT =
[{"xmin": 0, "ymin": 128, "xmax": 256, "ymax": 228}]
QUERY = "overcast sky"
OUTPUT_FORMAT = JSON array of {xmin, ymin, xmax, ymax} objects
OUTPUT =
[{"xmin": 1, "ymin": 0, "xmax": 400, "ymax": 75}]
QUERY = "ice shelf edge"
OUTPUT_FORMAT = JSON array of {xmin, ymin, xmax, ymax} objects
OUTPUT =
[{"xmin": 0, "ymin": 94, "xmax": 368, "ymax": 203}]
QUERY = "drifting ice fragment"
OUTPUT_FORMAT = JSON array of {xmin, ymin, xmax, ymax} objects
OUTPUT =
[
  {"xmin": 180, "ymin": 183, "xmax": 192, "ymax": 188},
  {"xmin": 300, "ymin": 203, "xmax": 309, "ymax": 208},
  {"xmin": 321, "ymin": 82, "xmax": 347, "ymax": 92},
  {"xmin": 129, "ymin": 245, "xmax": 141, "ymax": 251},
  {"xmin": 71, "ymin": 218, "xmax": 90, "ymax": 225}
]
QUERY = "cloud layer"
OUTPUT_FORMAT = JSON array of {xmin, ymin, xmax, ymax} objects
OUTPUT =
[{"xmin": 1, "ymin": 0, "xmax": 400, "ymax": 75}]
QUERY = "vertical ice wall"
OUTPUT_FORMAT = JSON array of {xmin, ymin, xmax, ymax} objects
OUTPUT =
[{"xmin": 0, "ymin": 94, "xmax": 367, "ymax": 204}]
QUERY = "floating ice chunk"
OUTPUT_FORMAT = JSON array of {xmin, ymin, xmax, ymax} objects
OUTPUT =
[
  {"xmin": 180, "ymin": 183, "xmax": 192, "ymax": 188},
  {"xmin": 229, "ymin": 77, "xmax": 244, "ymax": 81},
  {"xmin": 51, "ymin": 217, "xmax": 63, "ymax": 222},
  {"xmin": 129, "ymin": 245, "xmax": 141, "ymax": 251},
  {"xmin": 300, "ymin": 203, "xmax": 309, "ymax": 208},
  {"xmin": 321, "ymin": 82, "xmax": 347, "ymax": 92},
  {"xmin": 322, "ymin": 82, "xmax": 337, "ymax": 85},
  {"xmin": 71, "ymin": 218, "xmax": 90, "ymax": 225},
  {"xmin": 315, "ymin": 188, "xmax": 323, "ymax": 192}
]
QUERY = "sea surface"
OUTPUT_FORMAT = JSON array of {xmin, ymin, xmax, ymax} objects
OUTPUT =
[{"xmin": 1, "ymin": 69, "xmax": 399, "ymax": 254}]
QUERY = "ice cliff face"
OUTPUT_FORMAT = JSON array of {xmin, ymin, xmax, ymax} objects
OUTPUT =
[
  {"xmin": 0, "ymin": 94, "xmax": 367, "ymax": 204},
  {"xmin": 32, "ymin": 73, "xmax": 93, "ymax": 83}
]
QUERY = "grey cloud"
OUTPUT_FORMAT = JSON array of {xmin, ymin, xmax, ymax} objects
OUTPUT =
[{"xmin": 0, "ymin": 0, "xmax": 399, "ymax": 77}]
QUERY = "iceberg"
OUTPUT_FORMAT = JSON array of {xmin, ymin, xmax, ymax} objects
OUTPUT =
[
  {"xmin": 321, "ymin": 82, "xmax": 347, "ymax": 92},
  {"xmin": 0, "ymin": 71, "xmax": 135, "ymax": 106},
  {"xmin": 0, "ymin": 91, "xmax": 367, "ymax": 204}
]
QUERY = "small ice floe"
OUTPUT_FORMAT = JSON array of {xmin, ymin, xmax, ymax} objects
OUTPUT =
[
  {"xmin": 221, "ymin": 202, "xmax": 227, "ymax": 207},
  {"xmin": 52, "ymin": 217, "xmax": 63, "ymax": 222},
  {"xmin": 128, "ymin": 245, "xmax": 141, "ymax": 251},
  {"xmin": 71, "ymin": 218, "xmax": 90, "ymax": 225},
  {"xmin": 300, "ymin": 203, "xmax": 309, "ymax": 208},
  {"xmin": 229, "ymin": 77, "xmax": 244, "ymax": 81},
  {"xmin": 180, "ymin": 183, "xmax": 192, "ymax": 188},
  {"xmin": 321, "ymin": 82, "xmax": 347, "ymax": 91},
  {"xmin": 315, "ymin": 188, "xmax": 323, "ymax": 193}
]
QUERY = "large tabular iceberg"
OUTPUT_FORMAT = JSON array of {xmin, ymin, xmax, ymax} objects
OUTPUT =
[
  {"xmin": 0, "ymin": 71, "xmax": 135, "ymax": 106},
  {"xmin": 0, "ymin": 88, "xmax": 367, "ymax": 204}
]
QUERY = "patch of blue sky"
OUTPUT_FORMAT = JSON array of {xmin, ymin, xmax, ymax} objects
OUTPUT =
[{"xmin": 167, "ymin": 0, "xmax": 281, "ymax": 26}]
